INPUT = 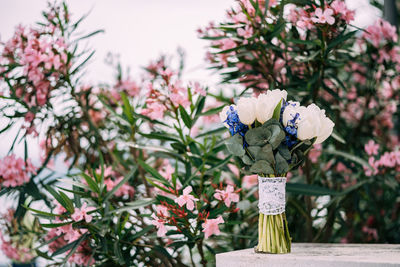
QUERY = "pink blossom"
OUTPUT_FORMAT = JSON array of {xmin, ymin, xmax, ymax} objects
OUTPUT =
[
  {"xmin": 219, "ymin": 38, "xmax": 237, "ymax": 50},
  {"xmin": 159, "ymin": 160, "xmax": 174, "ymax": 181},
  {"xmin": 330, "ymin": 1, "xmax": 354, "ymax": 23},
  {"xmin": 202, "ymin": 215, "xmax": 224, "ymax": 238},
  {"xmin": 141, "ymin": 101, "xmax": 167, "ymax": 120},
  {"xmin": 364, "ymin": 140, "xmax": 379, "ymax": 156},
  {"xmin": 151, "ymin": 214, "xmax": 167, "ymax": 237},
  {"xmin": 237, "ymin": 25, "xmax": 253, "ymax": 39},
  {"xmin": 54, "ymin": 222, "xmax": 82, "ymax": 242},
  {"xmin": 113, "ymin": 176, "xmax": 135, "ymax": 198},
  {"xmin": 312, "ymin": 8, "xmax": 335, "ymax": 25},
  {"xmin": 156, "ymin": 205, "xmax": 169, "ymax": 217},
  {"xmin": 214, "ymin": 185, "xmax": 240, "ymax": 207},
  {"xmin": 0, "ymin": 236, "xmax": 34, "ymax": 263},
  {"xmin": 68, "ymin": 240, "xmax": 94, "ymax": 266},
  {"xmin": 174, "ymin": 186, "xmax": 198, "ymax": 211},
  {"xmin": 308, "ymin": 143, "xmax": 322, "ymax": 163},
  {"xmin": 191, "ymin": 81, "xmax": 207, "ymax": 96},
  {"xmin": 170, "ymin": 83, "xmax": 191, "ymax": 108},
  {"xmin": 0, "ymin": 154, "xmax": 36, "ymax": 187},
  {"xmin": 242, "ymin": 174, "xmax": 258, "ymax": 189},
  {"xmin": 71, "ymin": 203, "xmax": 95, "ymax": 223}
]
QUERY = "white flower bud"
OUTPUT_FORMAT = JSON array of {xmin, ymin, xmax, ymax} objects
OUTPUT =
[{"xmin": 237, "ymin": 97, "xmax": 257, "ymax": 125}]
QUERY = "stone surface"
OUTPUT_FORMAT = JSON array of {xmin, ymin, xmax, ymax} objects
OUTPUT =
[{"xmin": 216, "ymin": 243, "xmax": 400, "ymax": 267}]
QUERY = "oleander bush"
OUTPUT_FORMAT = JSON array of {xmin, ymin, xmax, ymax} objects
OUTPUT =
[{"xmin": 0, "ymin": 1, "xmax": 399, "ymax": 266}]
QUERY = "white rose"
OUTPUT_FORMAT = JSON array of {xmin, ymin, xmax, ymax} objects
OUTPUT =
[
  {"xmin": 219, "ymin": 105, "xmax": 236, "ymax": 128},
  {"xmin": 237, "ymin": 97, "xmax": 257, "ymax": 125},
  {"xmin": 256, "ymin": 89, "xmax": 287, "ymax": 123},
  {"xmin": 282, "ymin": 101, "xmax": 300, "ymax": 126},
  {"xmin": 315, "ymin": 109, "xmax": 335, "ymax": 144},
  {"xmin": 296, "ymin": 104, "xmax": 334, "ymax": 144}
]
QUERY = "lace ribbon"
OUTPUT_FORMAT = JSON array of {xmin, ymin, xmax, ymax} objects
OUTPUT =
[{"xmin": 258, "ymin": 176, "xmax": 286, "ymax": 215}]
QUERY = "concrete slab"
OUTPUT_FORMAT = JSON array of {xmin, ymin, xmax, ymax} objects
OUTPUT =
[{"xmin": 216, "ymin": 243, "xmax": 400, "ymax": 267}]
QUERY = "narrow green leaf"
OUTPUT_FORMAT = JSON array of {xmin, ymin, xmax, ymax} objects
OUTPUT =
[
  {"xmin": 286, "ymin": 183, "xmax": 340, "ymax": 196},
  {"xmin": 179, "ymin": 105, "xmax": 192, "ymax": 129}
]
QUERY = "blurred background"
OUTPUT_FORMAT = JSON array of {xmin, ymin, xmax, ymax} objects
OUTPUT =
[{"xmin": 0, "ymin": 0, "xmax": 394, "ymax": 264}]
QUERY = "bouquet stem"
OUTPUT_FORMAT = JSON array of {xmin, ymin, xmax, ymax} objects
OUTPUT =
[{"xmin": 255, "ymin": 212, "xmax": 291, "ymax": 254}]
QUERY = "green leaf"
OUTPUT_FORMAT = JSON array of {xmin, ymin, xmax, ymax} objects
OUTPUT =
[
  {"xmin": 81, "ymin": 173, "xmax": 100, "ymax": 193},
  {"xmin": 45, "ymin": 186, "xmax": 70, "ymax": 213},
  {"xmin": 286, "ymin": 183, "xmax": 340, "ymax": 196},
  {"xmin": 58, "ymin": 191, "xmax": 75, "ymax": 213},
  {"xmin": 256, "ymin": 144, "xmax": 275, "ymax": 164},
  {"xmin": 242, "ymin": 155, "xmax": 253, "ymax": 165},
  {"xmin": 272, "ymin": 99, "xmax": 282, "ymax": 121},
  {"xmin": 138, "ymin": 132, "xmax": 180, "ymax": 142},
  {"xmin": 325, "ymin": 148, "xmax": 370, "ymax": 168},
  {"xmin": 104, "ymin": 167, "xmax": 137, "ymax": 201},
  {"xmin": 275, "ymin": 151, "xmax": 289, "ymax": 174},
  {"xmin": 262, "ymin": 119, "xmax": 285, "ymax": 149},
  {"xmin": 225, "ymin": 134, "xmax": 246, "ymax": 156},
  {"xmin": 250, "ymin": 160, "xmax": 274, "ymax": 174},
  {"xmin": 331, "ymin": 131, "xmax": 346, "ymax": 144},
  {"xmin": 278, "ymin": 145, "xmax": 291, "ymax": 160},
  {"xmin": 247, "ymin": 146, "xmax": 261, "ymax": 159},
  {"xmin": 137, "ymin": 159, "xmax": 170, "ymax": 186},
  {"xmin": 41, "ymin": 221, "xmax": 73, "ymax": 228},
  {"xmin": 120, "ymin": 92, "xmax": 135, "ymax": 125},
  {"xmin": 200, "ymin": 105, "xmax": 224, "ymax": 116},
  {"xmin": 179, "ymin": 105, "xmax": 192, "ymax": 129},
  {"xmin": 244, "ymin": 127, "xmax": 268, "ymax": 146},
  {"xmin": 23, "ymin": 205, "xmax": 60, "ymax": 218},
  {"xmin": 326, "ymin": 30, "xmax": 357, "ymax": 53}
]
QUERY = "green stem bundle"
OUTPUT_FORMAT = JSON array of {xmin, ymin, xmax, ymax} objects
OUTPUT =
[{"xmin": 255, "ymin": 212, "xmax": 291, "ymax": 254}]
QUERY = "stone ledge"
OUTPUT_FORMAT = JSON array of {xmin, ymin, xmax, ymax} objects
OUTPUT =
[{"xmin": 216, "ymin": 243, "xmax": 400, "ymax": 267}]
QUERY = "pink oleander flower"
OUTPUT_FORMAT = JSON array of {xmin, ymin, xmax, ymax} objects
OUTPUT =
[
  {"xmin": 312, "ymin": 8, "xmax": 335, "ymax": 25},
  {"xmin": 330, "ymin": 0, "xmax": 354, "ymax": 23},
  {"xmin": 0, "ymin": 237, "xmax": 34, "ymax": 263},
  {"xmin": 202, "ymin": 215, "xmax": 224, "ymax": 238},
  {"xmin": 242, "ymin": 174, "xmax": 258, "ymax": 189},
  {"xmin": 68, "ymin": 240, "xmax": 94, "ymax": 266},
  {"xmin": 71, "ymin": 203, "xmax": 95, "ymax": 223},
  {"xmin": 214, "ymin": 185, "xmax": 240, "ymax": 207},
  {"xmin": 54, "ymin": 222, "xmax": 82, "ymax": 242},
  {"xmin": 364, "ymin": 140, "xmax": 379, "ymax": 156},
  {"xmin": 174, "ymin": 186, "xmax": 198, "ymax": 211},
  {"xmin": 159, "ymin": 160, "xmax": 174, "ymax": 181},
  {"xmin": 191, "ymin": 81, "xmax": 207, "ymax": 96},
  {"xmin": 113, "ymin": 176, "xmax": 135, "ymax": 198},
  {"xmin": 170, "ymin": 83, "xmax": 190, "ymax": 108},
  {"xmin": 308, "ymin": 143, "xmax": 322, "ymax": 163},
  {"xmin": 151, "ymin": 214, "xmax": 167, "ymax": 237},
  {"xmin": 237, "ymin": 25, "xmax": 253, "ymax": 39},
  {"xmin": 141, "ymin": 101, "xmax": 167, "ymax": 120},
  {"xmin": 156, "ymin": 205, "xmax": 170, "ymax": 217},
  {"xmin": 46, "ymin": 228, "xmax": 67, "ymax": 253},
  {"xmin": 0, "ymin": 154, "xmax": 37, "ymax": 188}
]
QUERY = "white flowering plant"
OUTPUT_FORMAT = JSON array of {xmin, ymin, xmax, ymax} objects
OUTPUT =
[{"xmin": 220, "ymin": 89, "xmax": 334, "ymax": 253}]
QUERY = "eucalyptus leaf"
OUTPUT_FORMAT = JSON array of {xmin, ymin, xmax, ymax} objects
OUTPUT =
[
  {"xmin": 262, "ymin": 119, "xmax": 285, "ymax": 149},
  {"xmin": 225, "ymin": 134, "xmax": 245, "ymax": 157},
  {"xmin": 242, "ymin": 154, "xmax": 253, "ymax": 165},
  {"xmin": 256, "ymin": 144, "xmax": 275, "ymax": 164},
  {"xmin": 278, "ymin": 145, "xmax": 291, "ymax": 160},
  {"xmin": 250, "ymin": 160, "xmax": 274, "ymax": 174},
  {"xmin": 247, "ymin": 146, "xmax": 261, "ymax": 159},
  {"xmin": 244, "ymin": 127, "xmax": 269, "ymax": 146},
  {"xmin": 275, "ymin": 151, "xmax": 289, "ymax": 174}
]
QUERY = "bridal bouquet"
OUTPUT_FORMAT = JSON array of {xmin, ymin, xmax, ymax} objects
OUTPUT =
[{"xmin": 220, "ymin": 89, "xmax": 334, "ymax": 253}]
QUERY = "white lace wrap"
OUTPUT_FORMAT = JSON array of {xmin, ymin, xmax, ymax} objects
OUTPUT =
[{"xmin": 258, "ymin": 176, "xmax": 286, "ymax": 215}]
